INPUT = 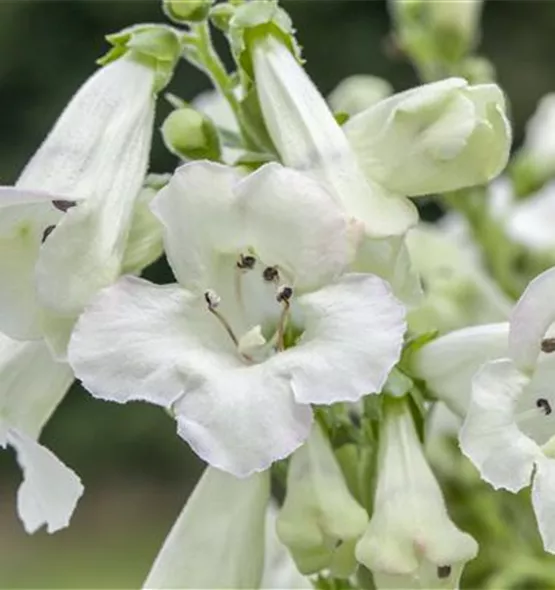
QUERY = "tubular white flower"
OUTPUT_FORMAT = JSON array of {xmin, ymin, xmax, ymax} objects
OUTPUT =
[
  {"xmin": 276, "ymin": 423, "xmax": 368, "ymax": 577},
  {"xmin": 68, "ymin": 161, "xmax": 406, "ymax": 476},
  {"xmin": 0, "ymin": 53, "xmax": 160, "ymax": 348},
  {"xmin": 0, "ymin": 332, "xmax": 82, "ymax": 533},
  {"xmin": 355, "ymin": 398, "xmax": 478, "ymax": 589},
  {"xmin": 143, "ymin": 467, "xmax": 270, "ymax": 589},
  {"xmin": 253, "ymin": 36, "xmax": 510, "ymax": 239},
  {"xmin": 416, "ymin": 266, "xmax": 555, "ymax": 553}
]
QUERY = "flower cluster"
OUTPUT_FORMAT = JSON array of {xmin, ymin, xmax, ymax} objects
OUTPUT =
[{"xmin": 8, "ymin": 0, "xmax": 555, "ymax": 588}]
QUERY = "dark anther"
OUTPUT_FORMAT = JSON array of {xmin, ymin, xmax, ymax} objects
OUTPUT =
[
  {"xmin": 541, "ymin": 338, "xmax": 555, "ymax": 353},
  {"xmin": 204, "ymin": 289, "xmax": 220, "ymax": 310},
  {"xmin": 437, "ymin": 565, "xmax": 451, "ymax": 579},
  {"xmin": 277, "ymin": 286, "xmax": 293, "ymax": 303},
  {"xmin": 536, "ymin": 398, "xmax": 552, "ymax": 416},
  {"xmin": 263, "ymin": 266, "xmax": 279, "ymax": 282},
  {"xmin": 42, "ymin": 225, "xmax": 56, "ymax": 243},
  {"xmin": 52, "ymin": 200, "xmax": 77, "ymax": 212},
  {"xmin": 237, "ymin": 254, "xmax": 256, "ymax": 270}
]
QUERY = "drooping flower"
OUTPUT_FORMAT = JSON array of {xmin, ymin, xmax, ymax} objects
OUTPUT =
[
  {"xmin": 0, "ymin": 26, "xmax": 181, "ymax": 532},
  {"xmin": 276, "ymin": 423, "xmax": 368, "ymax": 577},
  {"xmin": 0, "ymin": 26, "xmax": 182, "ymax": 358},
  {"xmin": 0, "ymin": 333, "xmax": 82, "ymax": 533},
  {"xmin": 68, "ymin": 161, "xmax": 406, "ymax": 477},
  {"xmin": 355, "ymin": 397, "xmax": 478, "ymax": 589},
  {"xmin": 143, "ymin": 467, "xmax": 270, "ymax": 589}
]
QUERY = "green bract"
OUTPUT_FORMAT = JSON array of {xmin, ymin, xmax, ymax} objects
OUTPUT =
[{"xmin": 98, "ymin": 24, "xmax": 184, "ymax": 92}]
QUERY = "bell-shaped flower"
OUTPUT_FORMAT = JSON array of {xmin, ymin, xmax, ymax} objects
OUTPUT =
[
  {"xmin": 0, "ymin": 25, "xmax": 181, "ymax": 356},
  {"xmin": 405, "ymin": 223, "xmax": 511, "ymax": 334},
  {"xmin": 251, "ymin": 34, "xmax": 510, "ymax": 239},
  {"xmin": 458, "ymin": 266, "xmax": 555, "ymax": 553},
  {"xmin": 68, "ymin": 161, "xmax": 406, "ymax": 477},
  {"xmin": 355, "ymin": 397, "xmax": 478, "ymax": 589},
  {"xmin": 143, "ymin": 467, "xmax": 270, "ymax": 589},
  {"xmin": 0, "ymin": 332, "xmax": 82, "ymax": 533},
  {"xmin": 276, "ymin": 423, "xmax": 368, "ymax": 577}
]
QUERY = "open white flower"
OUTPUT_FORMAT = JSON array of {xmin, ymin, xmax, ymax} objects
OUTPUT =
[
  {"xmin": 252, "ymin": 35, "xmax": 510, "ymax": 239},
  {"xmin": 143, "ymin": 467, "xmax": 270, "ymax": 589},
  {"xmin": 355, "ymin": 398, "xmax": 478, "ymax": 589},
  {"xmin": 276, "ymin": 423, "xmax": 368, "ymax": 577},
  {"xmin": 0, "ymin": 333, "xmax": 82, "ymax": 533},
  {"xmin": 458, "ymin": 267, "xmax": 555, "ymax": 553},
  {"xmin": 68, "ymin": 161, "xmax": 406, "ymax": 477}
]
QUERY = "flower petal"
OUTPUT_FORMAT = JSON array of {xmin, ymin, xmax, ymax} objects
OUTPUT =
[
  {"xmin": 0, "ymin": 425, "xmax": 83, "ymax": 534},
  {"xmin": 273, "ymin": 274, "xmax": 406, "ymax": 405},
  {"xmin": 412, "ymin": 323, "xmax": 509, "ymax": 415},
  {"xmin": 143, "ymin": 467, "xmax": 270, "ymax": 589},
  {"xmin": 252, "ymin": 35, "xmax": 418, "ymax": 238},
  {"xmin": 175, "ymin": 366, "xmax": 313, "ymax": 477},
  {"xmin": 235, "ymin": 163, "xmax": 355, "ymax": 292},
  {"xmin": 68, "ymin": 276, "xmax": 239, "ymax": 408},
  {"xmin": 509, "ymin": 267, "xmax": 555, "ymax": 372},
  {"xmin": 531, "ymin": 455, "xmax": 555, "ymax": 554},
  {"xmin": 460, "ymin": 359, "xmax": 539, "ymax": 492},
  {"xmin": 151, "ymin": 161, "xmax": 244, "ymax": 290}
]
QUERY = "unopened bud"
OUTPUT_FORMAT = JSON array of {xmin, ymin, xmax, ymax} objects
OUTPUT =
[
  {"xmin": 162, "ymin": 0, "xmax": 214, "ymax": 23},
  {"xmin": 210, "ymin": 3, "xmax": 236, "ymax": 32},
  {"xmin": 161, "ymin": 107, "xmax": 221, "ymax": 161}
]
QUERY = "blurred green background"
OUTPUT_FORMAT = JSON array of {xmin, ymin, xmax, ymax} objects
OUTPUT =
[{"xmin": 2, "ymin": 0, "xmax": 555, "ymax": 587}]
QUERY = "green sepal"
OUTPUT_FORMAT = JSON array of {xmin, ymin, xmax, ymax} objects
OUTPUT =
[
  {"xmin": 334, "ymin": 111, "xmax": 350, "ymax": 126},
  {"xmin": 98, "ymin": 24, "xmax": 184, "ymax": 93},
  {"xmin": 162, "ymin": 0, "xmax": 214, "ymax": 24},
  {"xmin": 228, "ymin": 0, "xmax": 301, "ymax": 80}
]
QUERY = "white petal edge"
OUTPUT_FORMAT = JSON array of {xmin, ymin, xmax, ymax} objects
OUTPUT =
[
  {"xmin": 531, "ymin": 455, "xmax": 555, "ymax": 554},
  {"xmin": 0, "ymin": 425, "xmax": 83, "ymax": 534},
  {"xmin": 460, "ymin": 359, "xmax": 540, "ymax": 492},
  {"xmin": 273, "ymin": 273, "xmax": 406, "ymax": 405},
  {"xmin": 509, "ymin": 266, "xmax": 555, "ymax": 372}
]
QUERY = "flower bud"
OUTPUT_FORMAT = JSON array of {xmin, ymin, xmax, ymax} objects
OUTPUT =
[
  {"xmin": 276, "ymin": 424, "xmax": 368, "ymax": 577},
  {"xmin": 355, "ymin": 397, "xmax": 478, "ymax": 589},
  {"xmin": 161, "ymin": 107, "xmax": 221, "ymax": 161},
  {"xmin": 210, "ymin": 3, "xmax": 236, "ymax": 32},
  {"xmin": 162, "ymin": 0, "xmax": 213, "ymax": 23}
]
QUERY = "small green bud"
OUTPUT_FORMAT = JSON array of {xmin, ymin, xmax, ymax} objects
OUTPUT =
[
  {"xmin": 162, "ymin": 0, "xmax": 214, "ymax": 23},
  {"xmin": 161, "ymin": 107, "xmax": 221, "ymax": 161},
  {"xmin": 209, "ymin": 3, "xmax": 236, "ymax": 32}
]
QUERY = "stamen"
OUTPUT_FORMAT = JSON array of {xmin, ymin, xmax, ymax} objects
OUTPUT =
[
  {"xmin": 437, "ymin": 565, "xmax": 451, "ymax": 579},
  {"xmin": 204, "ymin": 290, "xmax": 238, "ymax": 347},
  {"xmin": 42, "ymin": 225, "xmax": 56, "ymax": 243},
  {"xmin": 541, "ymin": 338, "xmax": 555, "ymax": 353},
  {"xmin": 237, "ymin": 254, "xmax": 256, "ymax": 270},
  {"xmin": 536, "ymin": 398, "xmax": 552, "ymax": 415},
  {"xmin": 52, "ymin": 200, "xmax": 77, "ymax": 212},
  {"xmin": 263, "ymin": 266, "xmax": 279, "ymax": 282},
  {"xmin": 276, "ymin": 285, "xmax": 293, "ymax": 352}
]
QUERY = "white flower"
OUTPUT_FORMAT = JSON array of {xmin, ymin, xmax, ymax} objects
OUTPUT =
[
  {"xmin": 518, "ymin": 94, "xmax": 555, "ymax": 180},
  {"xmin": 355, "ymin": 398, "xmax": 478, "ymax": 589},
  {"xmin": 143, "ymin": 467, "xmax": 270, "ymax": 589},
  {"xmin": 458, "ymin": 267, "xmax": 555, "ymax": 553},
  {"xmin": 0, "ymin": 332, "xmax": 82, "ymax": 533},
  {"xmin": 276, "ymin": 423, "xmax": 368, "ymax": 577},
  {"xmin": 68, "ymin": 161, "xmax": 406, "ymax": 476},
  {"xmin": 252, "ymin": 35, "xmax": 510, "ymax": 239},
  {"xmin": 0, "ymin": 54, "xmax": 158, "ymax": 356}
]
